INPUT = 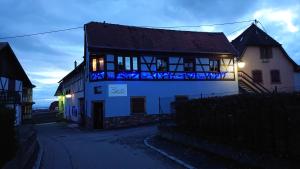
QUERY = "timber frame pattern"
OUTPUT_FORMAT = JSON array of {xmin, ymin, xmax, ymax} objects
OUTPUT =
[{"xmin": 89, "ymin": 53, "xmax": 235, "ymax": 81}]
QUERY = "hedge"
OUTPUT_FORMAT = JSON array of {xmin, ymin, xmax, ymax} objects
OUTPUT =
[
  {"xmin": 0, "ymin": 104, "xmax": 17, "ymax": 168},
  {"xmin": 175, "ymin": 94, "xmax": 300, "ymax": 160}
]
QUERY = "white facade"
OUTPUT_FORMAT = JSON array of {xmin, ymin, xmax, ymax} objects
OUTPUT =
[{"xmin": 83, "ymin": 53, "xmax": 239, "ymax": 128}]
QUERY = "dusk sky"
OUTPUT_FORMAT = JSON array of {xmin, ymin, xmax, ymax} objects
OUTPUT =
[{"xmin": 0, "ymin": 0, "xmax": 299, "ymax": 107}]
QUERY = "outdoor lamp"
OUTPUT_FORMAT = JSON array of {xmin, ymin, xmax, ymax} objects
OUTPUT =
[
  {"xmin": 238, "ymin": 60, "xmax": 245, "ymax": 68},
  {"xmin": 65, "ymin": 94, "xmax": 72, "ymax": 98}
]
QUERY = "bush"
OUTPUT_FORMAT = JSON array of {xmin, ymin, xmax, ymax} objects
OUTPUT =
[
  {"xmin": 174, "ymin": 94, "xmax": 300, "ymax": 159},
  {"xmin": 0, "ymin": 104, "xmax": 17, "ymax": 168}
]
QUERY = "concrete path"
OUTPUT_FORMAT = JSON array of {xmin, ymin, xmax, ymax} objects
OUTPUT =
[{"xmin": 35, "ymin": 123, "xmax": 183, "ymax": 169}]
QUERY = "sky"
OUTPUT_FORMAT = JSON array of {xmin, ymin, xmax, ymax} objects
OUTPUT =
[{"xmin": 0, "ymin": 0, "xmax": 299, "ymax": 108}]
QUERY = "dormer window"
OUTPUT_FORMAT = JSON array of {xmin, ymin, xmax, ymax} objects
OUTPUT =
[{"xmin": 91, "ymin": 57, "xmax": 104, "ymax": 72}]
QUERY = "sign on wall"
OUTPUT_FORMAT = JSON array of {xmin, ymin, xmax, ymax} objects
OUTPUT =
[{"xmin": 108, "ymin": 84, "xmax": 127, "ymax": 97}]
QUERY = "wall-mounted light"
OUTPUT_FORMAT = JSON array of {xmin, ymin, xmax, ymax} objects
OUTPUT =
[
  {"xmin": 238, "ymin": 60, "xmax": 245, "ymax": 68},
  {"xmin": 65, "ymin": 94, "xmax": 72, "ymax": 98}
]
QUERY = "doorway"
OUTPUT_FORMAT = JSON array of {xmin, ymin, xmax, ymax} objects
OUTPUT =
[{"xmin": 93, "ymin": 101, "xmax": 104, "ymax": 129}]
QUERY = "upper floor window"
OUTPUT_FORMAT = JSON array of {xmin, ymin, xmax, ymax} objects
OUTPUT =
[
  {"xmin": 252, "ymin": 70, "xmax": 263, "ymax": 83},
  {"xmin": 270, "ymin": 70, "xmax": 281, "ymax": 83},
  {"xmin": 117, "ymin": 56, "xmax": 138, "ymax": 71},
  {"xmin": 260, "ymin": 47, "xmax": 272, "ymax": 60},
  {"xmin": 91, "ymin": 57, "xmax": 104, "ymax": 72},
  {"xmin": 157, "ymin": 57, "xmax": 168, "ymax": 71},
  {"xmin": 184, "ymin": 58, "xmax": 195, "ymax": 72},
  {"xmin": 209, "ymin": 59, "xmax": 220, "ymax": 72}
]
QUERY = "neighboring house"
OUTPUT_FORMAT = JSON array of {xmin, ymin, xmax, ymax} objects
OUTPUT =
[
  {"xmin": 55, "ymin": 62, "xmax": 84, "ymax": 123},
  {"xmin": 56, "ymin": 22, "xmax": 239, "ymax": 129},
  {"xmin": 0, "ymin": 42, "xmax": 35, "ymax": 125},
  {"xmin": 232, "ymin": 24, "xmax": 300, "ymax": 93},
  {"xmin": 49, "ymin": 101, "xmax": 59, "ymax": 113}
]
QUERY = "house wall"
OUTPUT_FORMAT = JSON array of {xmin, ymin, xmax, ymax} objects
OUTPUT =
[
  {"xmin": 239, "ymin": 46, "xmax": 295, "ymax": 92},
  {"xmin": 295, "ymin": 73, "xmax": 300, "ymax": 91},
  {"xmin": 62, "ymin": 68, "xmax": 84, "ymax": 123},
  {"xmin": 84, "ymin": 52, "xmax": 239, "ymax": 128}
]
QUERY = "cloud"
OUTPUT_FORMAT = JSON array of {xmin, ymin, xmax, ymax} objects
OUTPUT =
[{"xmin": 253, "ymin": 7, "xmax": 299, "ymax": 32}]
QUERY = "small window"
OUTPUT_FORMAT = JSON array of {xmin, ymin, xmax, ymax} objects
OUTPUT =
[
  {"xmin": 252, "ymin": 70, "xmax": 263, "ymax": 83},
  {"xmin": 209, "ymin": 59, "xmax": 220, "ymax": 72},
  {"xmin": 91, "ymin": 57, "xmax": 104, "ymax": 72},
  {"xmin": 157, "ymin": 57, "xmax": 168, "ymax": 71},
  {"xmin": 260, "ymin": 47, "xmax": 272, "ymax": 60},
  {"xmin": 184, "ymin": 58, "xmax": 195, "ymax": 72},
  {"xmin": 271, "ymin": 70, "xmax": 281, "ymax": 83},
  {"xmin": 132, "ymin": 57, "xmax": 138, "ymax": 71},
  {"xmin": 125, "ymin": 57, "xmax": 131, "ymax": 71},
  {"xmin": 131, "ymin": 97, "xmax": 145, "ymax": 114},
  {"xmin": 117, "ymin": 56, "xmax": 125, "ymax": 71}
]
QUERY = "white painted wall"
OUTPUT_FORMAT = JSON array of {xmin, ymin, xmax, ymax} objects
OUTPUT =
[
  {"xmin": 85, "ymin": 80, "xmax": 239, "ymax": 118},
  {"xmin": 239, "ymin": 46, "xmax": 295, "ymax": 92}
]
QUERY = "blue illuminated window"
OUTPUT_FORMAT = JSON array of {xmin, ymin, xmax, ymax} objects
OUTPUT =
[
  {"xmin": 157, "ymin": 57, "xmax": 168, "ymax": 71},
  {"xmin": 209, "ymin": 59, "xmax": 220, "ymax": 72},
  {"xmin": 184, "ymin": 58, "xmax": 195, "ymax": 72}
]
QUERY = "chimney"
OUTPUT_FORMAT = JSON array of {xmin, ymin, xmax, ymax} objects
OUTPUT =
[{"xmin": 74, "ymin": 60, "xmax": 77, "ymax": 69}]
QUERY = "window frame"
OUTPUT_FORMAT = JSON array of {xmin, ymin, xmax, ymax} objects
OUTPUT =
[
  {"xmin": 260, "ymin": 47, "xmax": 273, "ymax": 60},
  {"xmin": 90, "ymin": 56, "xmax": 105, "ymax": 72},
  {"xmin": 270, "ymin": 69, "xmax": 281, "ymax": 84},
  {"xmin": 116, "ymin": 56, "xmax": 139, "ymax": 72},
  {"xmin": 130, "ymin": 96, "xmax": 146, "ymax": 114},
  {"xmin": 183, "ymin": 57, "xmax": 195, "ymax": 72},
  {"xmin": 156, "ymin": 57, "xmax": 168, "ymax": 71},
  {"xmin": 252, "ymin": 70, "xmax": 263, "ymax": 83},
  {"xmin": 209, "ymin": 59, "xmax": 220, "ymax": 72}
]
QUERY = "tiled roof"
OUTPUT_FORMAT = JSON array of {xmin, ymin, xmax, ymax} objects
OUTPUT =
[{"xmin": 85, "ymin": 22, "xmax": 237, "ymax": 55}]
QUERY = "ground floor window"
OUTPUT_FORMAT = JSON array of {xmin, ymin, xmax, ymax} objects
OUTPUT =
[
  {"xmin": 130, "ymin": 97, "xmax": 146, "ymax": 114},
  {"xmin": 252, "ymin": 70, "xmax": 263, "ymax": 83},
  {"xmin": 270, "ymin": 70, "xmax": 281, "ymax": 84}
]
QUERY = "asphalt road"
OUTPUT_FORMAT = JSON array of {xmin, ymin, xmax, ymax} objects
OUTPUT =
[{"xmin": 35, "ymin": 123, "xmax": 184, "ymax": 169}]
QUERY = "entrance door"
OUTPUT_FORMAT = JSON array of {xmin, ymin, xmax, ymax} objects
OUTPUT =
[{"xmin": 93, "ymin": 102, "xmax": 103, "ymax": 129}]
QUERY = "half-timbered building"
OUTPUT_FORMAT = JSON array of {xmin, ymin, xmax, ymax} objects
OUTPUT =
[
  {"xmin": 56, "ymin": 22, "xmax": 239, "ymax": 128},
  {"xmin": 0, "ymin": 42, "xmax": 35, "ymax": 125}
]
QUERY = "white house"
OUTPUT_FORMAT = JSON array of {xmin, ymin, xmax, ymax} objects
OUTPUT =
[
  {"xmin": 232, "ymin": 24, "xmax": 300, "ymax": 93},
  {"xmin": 0, "ymin": 42, "xmax": 35, "ymax": 125},
  {"xmin": 56, "ymin": 22, "xmax": 239, "ymax": 129}
]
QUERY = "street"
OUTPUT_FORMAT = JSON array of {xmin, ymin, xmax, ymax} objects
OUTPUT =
[{"xmin": 35, "ymin": 123, "xmax": 183, "ymax": 169}]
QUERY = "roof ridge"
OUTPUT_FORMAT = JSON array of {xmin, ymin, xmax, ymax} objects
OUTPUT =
[{"xmin": 86, "ymin": 21, "xmax": 224, "ymax": 34}]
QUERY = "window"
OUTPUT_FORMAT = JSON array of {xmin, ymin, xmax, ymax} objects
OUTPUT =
[
  {"xmin": 117, "ymin": 56, "xmax": 138, "ymax": 71},
  {"xmin": 125, "ymin": 57, "xmax": 131, "ymax": 71},
  {"xmin": 260, "ymin": 47, "xmax": 272, "ymax": 60},
  {"xmin": 91, "ymin": 57, "xmax": 104, "ymax": 72},
  {"xmin": 270, "ymin": 70, "xmax": 281, "ymax": 83},
  {"xmin": 117, "ymin": 56, "xmax": 125, "ymax": 71},
  {"xmin": 252, "ymin": 70, "xmax": 263, "ymax": 83},
  {"xmin": 131, "ymin": 97, "xmax": 145, "ymax": 113},
  {"xmin": 132, "ymin": 57, "xmax": 138, "ymax": 71},
  {"xmin": 157, "ymin": 57, "xmax": 168, "ymax": 71},
  {"xmin": 184, "ymin": 58, "xmax": 195, "ymax": 72},
  {"xmin": 209, "ymin": 59, "xmax": 220, "ymax": 72}
]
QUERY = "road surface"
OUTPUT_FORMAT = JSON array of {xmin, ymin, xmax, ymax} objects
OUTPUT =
[{"xmin": 35, "ymin": 123, "xmax": 183, "ymax": 169}]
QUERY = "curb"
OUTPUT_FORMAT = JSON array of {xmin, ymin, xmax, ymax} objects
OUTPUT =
[
  {"xmin": 144, "ymin": 135, "xmax": 196, "ymax": 169},
  {"xmin": 32, "ymin": 138, "xmax": 44, "ymax": 169}
]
